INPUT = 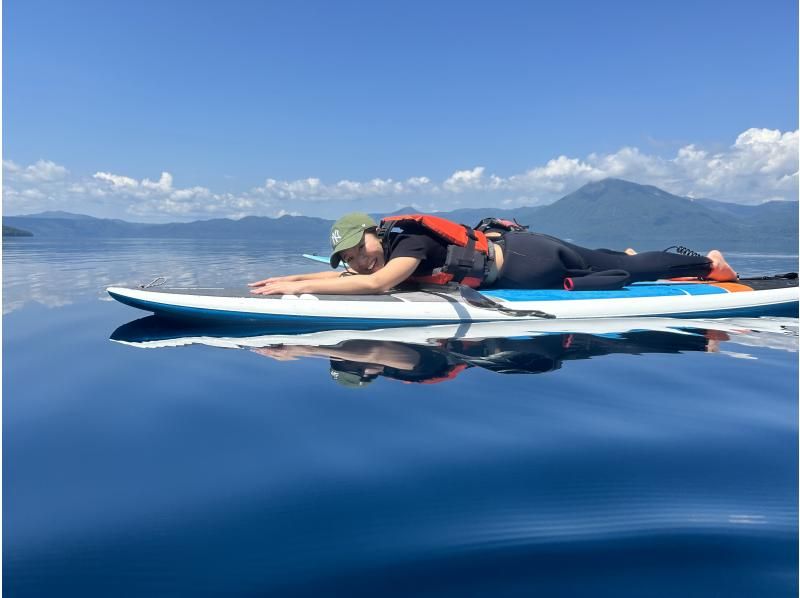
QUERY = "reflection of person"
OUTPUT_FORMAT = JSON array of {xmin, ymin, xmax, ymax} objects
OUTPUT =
[
  {"xmin": 249, "ymin": 213, "xmax": 738, "ymax": 295},
  {"xmin": 252, "ymin": 340, "xmax": 463, "ymax": 387},
  {"xmin": 443, "ymin": 331, "xmax": 725, "ymax": 375},
  {"xmin": 252, "ymin": 330, "xmax": 728, "ymax": 387}
]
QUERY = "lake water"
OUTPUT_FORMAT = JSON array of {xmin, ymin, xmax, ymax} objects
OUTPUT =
[{"xmin": 4, "ymin": 238, "xmax": 798, "ymax": 597}]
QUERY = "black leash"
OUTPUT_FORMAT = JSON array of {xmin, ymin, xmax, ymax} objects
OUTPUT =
[
  {"xmin": 739, "ymin": 272, "xmax": 798, "ymax": 281},
  {"xmin": 662, "ymin": 245, "xmax": 704, "ymax": 258},
  {"xmin": 458, "ymin": 285, "xmax": 556, "ymax": 319}
]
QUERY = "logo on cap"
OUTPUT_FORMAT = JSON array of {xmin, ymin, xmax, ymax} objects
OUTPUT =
[{"xmin": 331, "ymin": 229, "xmax": 342, "ymax": 245}]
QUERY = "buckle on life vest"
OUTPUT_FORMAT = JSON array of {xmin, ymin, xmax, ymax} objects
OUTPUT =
[{"xmin": 474, "ymin": 217, "xmax": 529, "ymax": 235}]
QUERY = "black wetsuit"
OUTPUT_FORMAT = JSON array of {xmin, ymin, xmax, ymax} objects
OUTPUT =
[
  {"xmin": 385, "ymin": 229, "xmax": 713, "ymax": 291},
  {"xmin": 329, "ymin": 332, "xmax": 713, "ymax": 385},
  {"xmin": 493, "ymin": 232, "xmax": 713, "ymax": 290}
]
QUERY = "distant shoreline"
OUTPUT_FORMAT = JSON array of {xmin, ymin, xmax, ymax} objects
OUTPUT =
[
  {"xmin": 4, "ymin": 179, "xmax": 797, "ymax": 252},
  {"xmin": 3, "ymin": 235, "xmax": 796, "ymax": 256}
]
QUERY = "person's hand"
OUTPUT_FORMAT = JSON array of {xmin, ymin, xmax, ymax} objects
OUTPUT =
[
  {"xmin": 248, "ymin": 275, "xmax": 297, "ymax": 287},
  {"xmin": 249, "ymin": 280, "xmax": 306, "ymax": 295}
]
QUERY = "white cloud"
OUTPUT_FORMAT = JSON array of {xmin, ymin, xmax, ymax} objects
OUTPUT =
[
  {"xmin": 253, "ymin": 175, "xmax": 436, "ymax": 201},
  {"xmin": 141, "ymin": 172, "xmax": 173, "ymax": 192},
  {"xmin": 663, "ymin": 128, "xmax": 799, "ymax": 201},
  {"xmin": 93, "ymin": 172, "xmax": 138, "ymax": 188},
  {"xmin": 3, "ymin": 160, "xmax": 21, "ymax": 174},
  {"xmin": 443, "ymin": 166, "xmax": 485, "ymax": 192},
  {"xmin": 2, "ymin": 128, "xmax": 797, "ymax": 221},
  {"xmin": 456, "ymin": 128, "xmax": 798, "ymax": 205},
  {"xmin": 21, "ymin": 188, "xmax": 47, "ymax": 200},
  {"xmin": 4, "ymin": 159, "xmax": 69, "ymax": 182},
  {"xmin": 170, "ymin": 186, "xmax": 212, "ymax": 200},
  {"xmin": 407, "ymin": 176, "xmax": 431, "ymax": 187}
]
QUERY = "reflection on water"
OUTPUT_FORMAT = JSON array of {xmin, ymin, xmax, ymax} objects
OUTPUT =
[
  {"xmin": 4, "ymin": 239, "xmax": 799, "ymax": 597},
  {"xmin": 2, "ymin": 237, "xmax": 330, "ymax": 314},
  {"xmin": 111, "ymin": 315, "xmax": 799, "ymax": 387}
]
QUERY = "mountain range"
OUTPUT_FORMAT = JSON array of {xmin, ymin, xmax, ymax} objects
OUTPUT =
[{"xmin": 4, "ymin": 178, "xmax": 798, "ymax": 251}]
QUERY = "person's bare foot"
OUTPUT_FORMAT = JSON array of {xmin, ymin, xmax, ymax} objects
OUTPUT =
[
  {"xmin": 624, "ymin": 248, "xmax": 637, "ymax": 256},
  {"xmin": 705, "ymin": 250, "xmax": 738, "ymax": 281}
]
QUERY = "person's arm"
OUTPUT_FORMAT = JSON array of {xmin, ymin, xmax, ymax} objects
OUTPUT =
[
  {"xmin": 250, "ymin": 257, "xmax": 420, "ymax": 295},
  {"xmin": 251, "ymin": 341, "xmax": 422, "ymax": 370},
  {"xmin": 249, "ymin": 270, "xmax": 343, "ymax": 288}
]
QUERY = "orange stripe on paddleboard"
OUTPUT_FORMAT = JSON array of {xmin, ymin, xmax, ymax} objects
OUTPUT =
[
  {"xmin": 708, "ymin": 282, "xmax": 754, "ymax": 292},
  {"xmin": 665, "ymin": 279, "xmax": 754, "ymax": 292}
]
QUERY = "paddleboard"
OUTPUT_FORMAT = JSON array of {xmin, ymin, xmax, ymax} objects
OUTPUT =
[{"xmin": 107, "ymin": 277, "xmax": 798, "ymax": 327}]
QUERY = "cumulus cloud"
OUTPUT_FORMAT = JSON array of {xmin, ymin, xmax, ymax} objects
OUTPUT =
[
  {"xmin": 253, "ymin": 175, "xmax": 435, "ymax": 201},
  {"xmin": 469, "ymin": 128, "xmax": 798, "ymax": 205},
  {"xmin": 3, "ymin": 127, "xmax": 797, "ymax": 221},
  {"xmin": 443, "ymin": 167, "xmax": 486, "ymax": 192},
  {"xmin": 677, "ymin": 128, "xmax": 799, "ymax": 201},
  {"xmin": 141, "ymin": 172, "xmax": 173, "ymax": 193},
  {"xmin": 4, "ymin": 159, "xmax": 69, "ymax": 182},
  {"xmin": 2, "ymin": 162, "xmax": 233, "ymax": 221},
  {"xmin": 93, "ymin": 172, "xmax": 138, "ymax": 188},
  {"xmin": 244, "ymin": 127, "xmax": 796, "ymax": 207}
]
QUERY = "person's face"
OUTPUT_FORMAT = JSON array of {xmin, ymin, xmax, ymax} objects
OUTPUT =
[{"xmin": 340, "ymin": 232, "xmax": 385, "ymax": 274}]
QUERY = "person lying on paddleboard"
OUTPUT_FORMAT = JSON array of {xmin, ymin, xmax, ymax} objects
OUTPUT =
[{"xmin": 249, "ymin": 212, "xmax": 738, "ymax": 295}]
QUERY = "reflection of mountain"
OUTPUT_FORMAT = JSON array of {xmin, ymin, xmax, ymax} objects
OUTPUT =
[
  {"xmin": 5, "ymin": 179, "xmax": 797, "ymax": 249},
  {"xmin": 111, "ymin": 316, "xmax": 799, "ymax": 387}
]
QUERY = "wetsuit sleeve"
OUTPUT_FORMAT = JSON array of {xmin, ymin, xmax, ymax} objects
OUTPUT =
[
  {"xmin": 388, "ymin": 234, "xmax": 435, "ymax": 260},
  {"xmin": 387, "ymin": 233, "xmax": 448, "ymax": 276}
]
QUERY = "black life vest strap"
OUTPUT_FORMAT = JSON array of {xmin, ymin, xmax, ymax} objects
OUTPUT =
[
  {"xmin": 376, "ymin": 219, "xmax": 393, "ymax": 240},
  {"xmin": 446, "ymin": 226, "xmax": 478, "ymax": 283}
]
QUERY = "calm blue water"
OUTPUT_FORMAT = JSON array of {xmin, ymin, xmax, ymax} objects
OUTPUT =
[{"xmin": 4, "ymin": 238, "xmax": 798, "ymax": 597}]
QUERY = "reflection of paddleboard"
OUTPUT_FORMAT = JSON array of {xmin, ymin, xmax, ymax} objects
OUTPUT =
[
  {"xmin": 110, "ymin": 314, "xmax": 799, "ymax": 353},
  {"xmin": 110, "ymin": 315, "xmax": 798, "ymax": 386},
  {"xmin": 107, "ymin": 277, "xmax": 798, "ymax": 327}
]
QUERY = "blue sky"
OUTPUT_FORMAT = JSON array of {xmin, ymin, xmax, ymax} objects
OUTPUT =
[{"xmin": 4, "ymin": 0, "xmax": 798, "ymax": 221}]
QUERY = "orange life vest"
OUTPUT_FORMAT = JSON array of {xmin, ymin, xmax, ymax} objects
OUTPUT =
[
  {"xmin": 377, "ymin": 214, "xmax": 494, "ymax": 288},
  {"xmin": 402, "ymin": 363, "xmax": 470, "ymax": 385}
]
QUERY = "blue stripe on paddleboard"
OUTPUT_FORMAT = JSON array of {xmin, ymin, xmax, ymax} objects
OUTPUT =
[
  {"xmin": 483, "ymin": 283, "xmax": 728, "ymax": 301},
  {"xmin": 302, "ymin": 254, "xmax": 335, "ymax": 265}
]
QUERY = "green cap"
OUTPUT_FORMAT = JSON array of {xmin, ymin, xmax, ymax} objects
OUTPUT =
[
  {"xmin": 329, "ymin": 368, "xmax": 374, "ymax": 388},
  {"xmin": 329, "ymin": 212, "xmax": 377, "ymax": 268}
]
